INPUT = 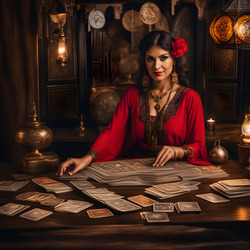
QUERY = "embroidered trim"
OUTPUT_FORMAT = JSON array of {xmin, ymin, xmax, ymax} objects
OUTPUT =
[
  {"xmin": 185, "ymin": 145, "xmax": 194, "ymax": 159},
  {"xmin": 86, "ymin": 149, "xmax": 100, "ymax": 161},
  {"xmin": 139, "ymin": 86, "xmax": 189, "ymax": 145}
]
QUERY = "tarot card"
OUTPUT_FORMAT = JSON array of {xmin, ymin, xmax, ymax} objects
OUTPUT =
[
  {"xmin": 87, "ymin": 208, "xmax": 114, "ymax": 218},
  {"xmin": 57, "ymin": 170, "xmax": 88, "ymax": 181},
  {"xmin": 103, "ymin": 199, "xmax": 141, "ymax": 212},
  {"xmin": 40, "ymin": 197, "xmax": 65, "ymax": 206},
  {"xmin": 32, "ymin": 177, "xmax": 58, "ymax": 185},
  {"xmin": 177, "ymin": 202, "xmax": 201, "ymax": 212},
  {"xmin": 15, "ymin": 192, "xmax": 40, "ymax": 201},
  {"xmin": 127, "ymin": 195, "xmax": 158, "ymax": 207},
  {"xmin": 55, "ymin": 200, "xmax": 93, "ymax": 213},
  {"xmin": 0, "ymin": 203, "xmax": 30, "ymax": 216},
  {"xmin": 143, "ymin": 212, "xmax": 170, "ymax": 223},
  {"xmin": 219, "ymin": 179, "xmax": 250, "ymax": 186},
  {"xmin": 29, "ymin": 193, "xmax": 55, "ymax": 202},
  {"xmin": 0, "ymin": 180, "xmax": 29, "ymax": 191},
  {"xmin": 153, "ymin": 202, "xmax": 174, "ymax": 212},
  {"xmin": 84, "ymin": 188, "xmax": 112, "ymax": 194},
  {"xmin": 20, "ymin": 208, "xmax": 53, "ymax": 221},
  {"xmin": 92, "ymin": 193, "xmax": 124, "ymax": 201},
  {"xmin": 196, "ymin": 193, "xmax": 230, "ymax": 203},
  {"xmin": 70, "ymin": 181, "xmax": 95, "ymax": 190}
]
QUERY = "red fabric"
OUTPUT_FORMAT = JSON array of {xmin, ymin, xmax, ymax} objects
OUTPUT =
[{"xmin": 91, "ymin": 85, "xmax": 211, "ymax": 165}]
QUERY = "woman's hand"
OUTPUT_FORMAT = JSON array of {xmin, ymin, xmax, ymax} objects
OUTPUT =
[
  {"xmin": 153, "ymin": 146, "xmax": 184, "ymax": 167},
  {"xmin": 57, "ymin": 154, "xmax": 93, "ymax": 176}
]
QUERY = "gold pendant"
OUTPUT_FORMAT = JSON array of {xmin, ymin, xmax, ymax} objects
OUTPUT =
[{"xmin": 155, "ymin": 103, "xmax": 160, "ymax": 112}]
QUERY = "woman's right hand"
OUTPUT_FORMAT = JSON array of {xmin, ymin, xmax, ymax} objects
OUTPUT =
[{"xmin": 57, "ymin": 154, "xmax": 93, "ymax": 176}]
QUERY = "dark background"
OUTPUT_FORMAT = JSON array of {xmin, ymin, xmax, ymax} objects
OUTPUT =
[{"xmin": 0, "ymin": 0, "xmax": 249, "ymax": 162}]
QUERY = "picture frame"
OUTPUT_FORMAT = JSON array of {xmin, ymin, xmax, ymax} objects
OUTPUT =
[
  {"xmin": 206, "ymin": 38, "xmax": 237, "ymax": 79},
  {"xmin": 46, "ymin": 84, "xmax": 78, "ymax": 121},
  {"xmin": 205, "ymin": 83, "xmax": 238, "ymax": 122}
]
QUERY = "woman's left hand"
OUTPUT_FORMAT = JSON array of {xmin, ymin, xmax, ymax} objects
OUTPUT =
[{"xmin": 153, "ymin": 146, "xmax": 183, "ymax": 167}]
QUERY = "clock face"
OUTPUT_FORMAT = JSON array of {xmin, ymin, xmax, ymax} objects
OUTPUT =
[
  {"xmin": 140, "ymin": 2, "xmax": 161, "ymax": 25},
  {"xmin": 122, "ymin": 9, "xmax": 143, "ymax": 31},
  {"xmin": 89, "ymin": 10, "xmax": 105, "ymax": 29}
]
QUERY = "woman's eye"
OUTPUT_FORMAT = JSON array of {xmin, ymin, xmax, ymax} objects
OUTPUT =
[
  {"xmin": 160, "ymin": 56, "xmax": 168, "ymax": 61},
  {"xmin": 146, "ymin": 57, "xmax": 154, "ymax": 62}
]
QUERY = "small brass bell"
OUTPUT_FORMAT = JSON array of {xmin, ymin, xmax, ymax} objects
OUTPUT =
[{"xmin": 209, "ymin": 139, "xmax": 229, "ymax": 165}]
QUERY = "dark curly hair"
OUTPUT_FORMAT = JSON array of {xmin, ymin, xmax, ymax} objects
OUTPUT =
[{"xmin": 137, "ymin": 30, "xmax": 190, "ymax": 90}]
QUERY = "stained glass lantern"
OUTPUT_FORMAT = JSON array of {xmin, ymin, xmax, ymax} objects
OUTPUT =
[{"xmin": 209, "ymin": 0, "xmax": 250, "ymax": 49}]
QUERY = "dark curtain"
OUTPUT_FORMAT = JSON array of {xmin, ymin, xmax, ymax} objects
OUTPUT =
[{"xmin": 0, "ymin": 0, "xmax": 37, "ymax": 162}]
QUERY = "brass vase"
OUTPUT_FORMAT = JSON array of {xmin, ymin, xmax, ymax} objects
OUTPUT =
[
  {"xmin": 209, "ymin": 139, "xmax": 229, "ymax": 165},
  {"xmin": 15, "ymin": 102, "xmax": 59, "ymax": 173}
]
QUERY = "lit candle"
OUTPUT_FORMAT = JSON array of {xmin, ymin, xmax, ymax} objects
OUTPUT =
[{"xmin": 207, "ymin": 118, "xmax": 215, "ymax": 131}]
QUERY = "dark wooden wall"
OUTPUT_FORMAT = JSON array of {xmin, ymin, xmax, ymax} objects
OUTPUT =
[{"xmin": 0, "ymin": 0, "xmax": 249, "ymax": 162}]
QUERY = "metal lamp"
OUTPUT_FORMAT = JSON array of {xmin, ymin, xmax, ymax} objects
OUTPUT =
[
  {"xmin": 238, "ymin": 114, "xmax": 250, "ymax": 164},
  {"xmin": 49, "ymin": 13, "xmax": 68, "ymax": 66},
  {"xmin": 209, "ymin": 0, "xmax": 250, "ymax": 49}
]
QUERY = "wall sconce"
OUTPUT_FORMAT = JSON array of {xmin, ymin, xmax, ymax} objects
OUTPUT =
[
  {"xmin": 49, "ymin": 13, "xmax": 68, "ymax": 66},
  {"xmin": 209, "ymin": 0, "xmax": 250, "ymax": 49},
  {"xmin": 238, "ymin": 114, "xmax": 250, "ymax": 164}
]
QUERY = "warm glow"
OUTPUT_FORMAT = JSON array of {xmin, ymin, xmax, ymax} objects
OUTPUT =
[
  {"xmin": 58, "ymin": 47, "xmax": 65, "ymax": 54},
  {"xmin": 236, "ymin": 207, "xmax": 250, "ymax": 221},
  {"xmin": 207, "ymin": 118, "xmax": 215, "ymax": 122},
  {"xmin": 57, "ymin": 35, "xmax": 68, "ymax": 64},
  {"xmin": 209, "ymin": 0, "xmax": 250, "ymax": 49}
]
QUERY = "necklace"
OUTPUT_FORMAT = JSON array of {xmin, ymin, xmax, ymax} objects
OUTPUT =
[
  {"xmin": 147, "ymin": 85, "xmax": 173, "ymax": 145},
  {"xmin": 149, "ymin": 86, "xmax": 172, "ymax": 113}
]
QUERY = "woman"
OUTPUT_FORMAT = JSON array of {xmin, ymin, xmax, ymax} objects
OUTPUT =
[{"xmin": 58, "ymin": 30, "xmax": 210, "ymax": 176}]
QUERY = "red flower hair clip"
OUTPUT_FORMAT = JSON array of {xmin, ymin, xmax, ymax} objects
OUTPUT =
[{"xmin": 172, "ymin": 38, "xmax": 188, "ymax": 58}]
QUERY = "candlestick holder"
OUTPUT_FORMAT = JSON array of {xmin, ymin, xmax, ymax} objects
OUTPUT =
[{"xmin": 206, "ymin": 118, "xmax": 215, "ymax": 131}]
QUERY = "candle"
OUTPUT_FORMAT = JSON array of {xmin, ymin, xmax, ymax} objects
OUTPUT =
[{"xmin": 207, "ymin": 118, "xmax": 215, "ymax": 131}]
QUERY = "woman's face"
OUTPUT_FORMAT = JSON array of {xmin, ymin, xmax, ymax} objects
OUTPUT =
[{"xmin": 145, "ymin": 45, "xmax": 174, "ymax": 83}]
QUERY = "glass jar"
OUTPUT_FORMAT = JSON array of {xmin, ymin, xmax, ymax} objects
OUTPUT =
[{"xmin": 241, "ymin": 114, "xmax": 250, "ymax": 145}]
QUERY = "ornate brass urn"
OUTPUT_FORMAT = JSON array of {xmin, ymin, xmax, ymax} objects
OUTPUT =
[{"xmin": 15, "ymin": 102, "xmax": 59, "ymax": 172}]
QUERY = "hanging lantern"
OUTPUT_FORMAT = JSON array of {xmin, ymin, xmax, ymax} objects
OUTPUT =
[{"xmin": 209, "ymin": 0, "xmax": 250, "ymax": 49}]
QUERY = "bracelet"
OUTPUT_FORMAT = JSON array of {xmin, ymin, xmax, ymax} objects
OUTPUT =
[
  {"xmin": 86, "ymin": 149, "xmax": 100, "ymax": 161},
  {"xmin": 170, "ymin": 146, "xmax": 177, "ymax": 160},
  {"xmin": 181, "ymin": 145, "xmax": 191, "ymax": 159}
]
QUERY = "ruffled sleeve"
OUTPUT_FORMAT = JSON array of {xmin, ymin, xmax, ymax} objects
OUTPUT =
[
  {"xmin": 90, "ymin": 86, "xmax": 136, "ymax": 162},
  {"xmin": 184, "ymin": 90, "xmax": 211, "ymax": 165}
]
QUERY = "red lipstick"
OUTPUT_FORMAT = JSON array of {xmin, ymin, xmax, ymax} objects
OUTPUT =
[{"xmin": 153, "ymin": 72, "xmax": 163, "ymax": 76}]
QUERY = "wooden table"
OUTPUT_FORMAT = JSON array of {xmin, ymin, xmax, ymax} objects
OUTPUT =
[{"xmin": 0, "ymin": 160, "xmax": 250, "ymax": 249}]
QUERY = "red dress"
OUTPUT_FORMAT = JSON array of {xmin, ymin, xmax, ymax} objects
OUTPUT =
[{"xmin": 91, "ymin": 85, "xmax": 210, "ymax": 165}]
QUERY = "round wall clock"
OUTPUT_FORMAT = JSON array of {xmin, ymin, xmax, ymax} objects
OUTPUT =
[
  {"xmin": 140, "ymin": 2, "xmax": 161, "ymax": 25},
  {"xmin": 88, "ymin": 10, "xmax": 106, "ymax": 29},
  {"xmin": 122, "ymin": 9, "xmax": 143, "ymax": 32}
]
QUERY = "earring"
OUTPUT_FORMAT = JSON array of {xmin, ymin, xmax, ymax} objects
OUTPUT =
[
  {"xmin": 171, "ymin": 62, "xmax": 178, "ymax": 85},
  {"xmin": 143, "ymin": 74, "xmax": 150, "ymax": 89}
]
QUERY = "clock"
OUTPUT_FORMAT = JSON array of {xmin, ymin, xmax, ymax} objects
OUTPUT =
[
  {"xmin": 140, "ymin": 2, "xmax": 161, "ymax": 25},
  {"xmin": 88, "ymin": 10, "xmax": 105, "ymax": 29},
  {"xmin": 122, "ymin": 9, "xmax": 143, "ymax": 32}
]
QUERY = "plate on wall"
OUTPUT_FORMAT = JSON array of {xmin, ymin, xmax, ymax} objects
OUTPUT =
[
  {"xmin": 140, "ymin": 2, "xmax": 161, "ymax": 25},
  {"xmin": 122, "ymin": 9, "xmax": 144, "ymax": 31},
  {"xmin": 89, "ymin": 9, "xmax": 106, "ymax": 29}
]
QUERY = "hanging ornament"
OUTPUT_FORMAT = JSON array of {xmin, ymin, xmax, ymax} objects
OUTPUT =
[
  {"xmin": 139, "ymin": 2, "xmax": 161, "ymax": 25},
  {"xmin": 122, "ymin": 9, "xmax": 144, "ymax": 32},
  {"xmin": 88, "ymin": 9, "xmax": 106, "ymax": 29}
]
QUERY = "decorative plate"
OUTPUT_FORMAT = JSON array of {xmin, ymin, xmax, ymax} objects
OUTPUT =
[
  {"xmin": 122, "ymin": 9, "xmax": 144, "ymax": 32},
  {"xmin": 89, "ymin": 10, "xmax": 105, "ymax": 29},
  {"xmin": 140, "ymin": 2, "xmax": 161, "ymax": 25}
]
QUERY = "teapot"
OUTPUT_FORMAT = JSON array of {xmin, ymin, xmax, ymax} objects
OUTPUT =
[{"xmin": 209, "ymin": 139, "xmax": 229, "ymax": 165}]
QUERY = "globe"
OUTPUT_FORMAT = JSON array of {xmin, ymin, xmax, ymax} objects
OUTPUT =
[{"xmin": 89, "ymin": 87, "xmax": 121, "ymax": 125}]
